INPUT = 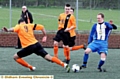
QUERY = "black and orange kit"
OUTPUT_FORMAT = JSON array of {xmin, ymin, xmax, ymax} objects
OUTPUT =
[
  {"xmin": 53, "ymin": 13, "xmax": 76, "ymax": 47},
  {"xmin": 13, "ymin": 24, "xmax": 48, "ymax": 58}
]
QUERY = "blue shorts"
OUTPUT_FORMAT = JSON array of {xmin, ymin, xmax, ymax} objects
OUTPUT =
[{"xmin": 88, "ymin": 40, "xmax": 108, "ymax": 55}]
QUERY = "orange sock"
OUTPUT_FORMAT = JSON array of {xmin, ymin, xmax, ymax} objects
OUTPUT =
[
  {"xmin": 72, "ymin": 45, "xmax": 84, "ymax": 51},
  {"xmin": 54, "ymin": 46, "xmax": 58, "ymax": 58},
  {"xmin": 64, "ymin": 47, "xmax": 70, "ymax": 60},
  {"xmin": 51, "ymin": 57, "xmax": 64, "ymax": 67},
  {"xmin": 64, "ymin": 48, "xmax": 67, "ymax": 59},
  {"xmin": 66, "ymin": 48, "xmax": 70, "ymax": 60},
  {"xmin": 15, "ymin": 58, "xmax": 32, "ymax": 69}
]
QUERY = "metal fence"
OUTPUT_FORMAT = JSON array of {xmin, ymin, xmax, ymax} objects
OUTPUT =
[
  {"xmin": 0, "ymin": 0, "xmax": 119, "ymax": 9},
  {"xmin": 0, "ymin": 0, "xmax": 120, "ymax": 29}
]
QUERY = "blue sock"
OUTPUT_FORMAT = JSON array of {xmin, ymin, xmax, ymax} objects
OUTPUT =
[
  {"xmin": 83, "ymin": 53, "xmax": 89, "ymax": 66},
  {"xmin": 98, "ymin": 60, "xmax": 105, "ymax": 68}
]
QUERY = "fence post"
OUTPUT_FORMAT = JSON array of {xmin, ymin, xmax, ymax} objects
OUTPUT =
[
  {"xmin": 9, "ymin": 0, "xmax": 12, "ymax": 28},
  {"xmin": 76, "ymin": 0, "xmax": 78, "ymax": 31}
]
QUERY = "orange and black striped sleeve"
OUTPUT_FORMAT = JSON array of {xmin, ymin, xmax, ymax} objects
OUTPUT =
[
  {"xmin": 70, "ymin": 15, "xmax": 76, "ymax": 29},
  {"xmin": 32, "ymin": 24, "xmax": 44, "ymax": 30}
]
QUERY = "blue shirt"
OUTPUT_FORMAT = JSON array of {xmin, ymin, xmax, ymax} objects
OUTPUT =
[{"xmin": 88, "ymin": 22, "xmax": 113, "ymax": 44}]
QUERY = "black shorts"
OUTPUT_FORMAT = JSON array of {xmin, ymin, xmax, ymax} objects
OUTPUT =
[
  {"xmin": 69, "ymin": 36, "xmax": 76, "ymax": 47},
  {"xmin": 53, "ymin": 30, "xmax": 70, "ymax": 45},
  {"xmin": 17, "ymin": 42, "xmax": 48, "ymax": 58}
]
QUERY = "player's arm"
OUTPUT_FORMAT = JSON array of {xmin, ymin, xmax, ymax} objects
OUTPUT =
[
  {"xmin": 2, "ymin": 27, "xmax": 14, "ymax": 32},
  {"xmin": 41, "ymin": 28, "xmax": 47, "ymax": 43},
  {"xmin": 64, "ymin": 26, "xmax": 75, "ymax": 32},
  {"xmin": 58, "ymin": 15, "xmax": 61, "ymax": 25},
  {"xmin": 105, "ymin": 22, "xmax": 113, "ymax": 30},
  {"xmin": 26, "ymin": 12, "xmax": 30, "ymax": 23},
  {"xmin": 88, "ymin": 24, "xmax": 96, "ymax": 44},
  {"xmin": 33, "ymin": 24, "xmax": 46, "ymax": 35},
  {"xmin": 33, "ymin": 24, "xmax": 47, "ymax": 42},
  {"xmin": 2, "ymin": 25, "xmax": 19, "ymax": 33},
  {"xmin": 58, "ymin": 14, "xmax": 64, "ymax": 30},
  {"xmin": 64, "ymin": 15, "xmax": 76, "ymax": 32},
  {"xmin": 41, "ymin": 28, "xmax": 47, "ymax": 36},
  {"xmin": 27, "ymin": 12, "xmax": 33, "ymax": 23},
  {"xmin": 111, "ymin": 24, "xmax": 117, "ymax": 30}
]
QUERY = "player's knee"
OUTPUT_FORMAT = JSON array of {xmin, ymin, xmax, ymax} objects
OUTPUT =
[
  {"xmin": 101, "ymin": 53, "xmax": 107, "ymax": 57},
  {"xmin": 13, "ymin": 54, "xmax": 19, "ymax": 60},
  {"xmin": 63, "ymin": 45, "xmax": 69, "ymax": 48},
  {"xmin": 44, "ymin": 54, "xmax": 52, "ymax": 61},
  {"xmin": 54, "ymin": 41, "xmax": 58, "ymax": 46},
  {"xmin": 85, "ymin": 48, "xmax": 91, "ymax": 54},
  {"xmin": 101, "ymin": 58, "xmax": 106, "ymax": 61},
  {"xmin": 62, "ymin": 45, "xmax": 65, "ymax": 48},
  {"xmin": 84, "ymin": 50, "xmax": 90, "ymax": 54},
  {"xmin": 69, "ymin": 47, "xmax": 72, "ymax": 51}
]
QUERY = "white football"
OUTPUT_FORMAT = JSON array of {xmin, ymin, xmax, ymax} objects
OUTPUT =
[{"xmin": 72, "ymin": 64, "xmax": 80, "ymax": 73}]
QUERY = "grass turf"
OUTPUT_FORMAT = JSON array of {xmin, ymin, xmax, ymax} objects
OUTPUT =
[
  {"xmin": 0, "ymin": 8, "xmax": 120, "ymax": 31},
  {"xmin": 0, "ymin": 47, "xmax": 120, "ymax": 79}
]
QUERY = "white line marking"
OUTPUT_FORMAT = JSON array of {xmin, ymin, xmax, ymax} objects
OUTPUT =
[{"xmin": 1, "ymin": 8, "xmax": 120, "ymax": 27}]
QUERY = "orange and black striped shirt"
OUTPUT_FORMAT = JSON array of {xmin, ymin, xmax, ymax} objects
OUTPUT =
[
  {"xmin": 14, "ymin": 24, "xmax": 44, "ymax": 48},
  {"xmin": 58, "ymin": 13, "xmax": 76, "ymax": 37}
]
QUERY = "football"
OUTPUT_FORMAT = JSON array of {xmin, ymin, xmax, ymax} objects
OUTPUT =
[{"xmin": 72, "ymin": 64, "xmax": 80, "ymax": 73}]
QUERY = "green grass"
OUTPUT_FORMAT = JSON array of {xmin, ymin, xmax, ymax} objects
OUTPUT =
[
  {"xmin": 0, "ymin": 47, "xmax": 120, "ymax": 79},
  {"xmin": 0, "ymin": 7, "xmax": 120, "ymax": 31}
]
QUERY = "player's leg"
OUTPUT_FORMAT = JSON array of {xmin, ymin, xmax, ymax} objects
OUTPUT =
[
  {"xmin": 62, "ymin": 36, "xmax": 76, "ymax": 64},
  {"xmin": 80, "ymin": 42, "xmax": 98, "ymax": 69},
  {"xmin": 97, "ymin": 46, "xmax": 108, "ymax": 72},
  {"xmin": 71, "ymin": 44, "xmax": 87, "ymax": 50},
  {"xmin": 14, "ymin": 54, "xmax": 35, "ymax": 71},
  {"xmin": 45, "ymin": 54, "xmax": 70, "ymax": 72},
  {"xmin": 69, "ymin": 36, "xmax": 86, "ymax": 51},
  {"xmin": 36, "ymin": 46, "xmax": 67, "ymax": 68},
  {"xmin": 62, "ymin": 33, "xmax": 71, "ymax": 64},
  {"xmin": 80, "ymin": 48, "xmax": 91, "ymax": 69},
  {"xmin": 35, "ymin": 43, "xmax": 70, "ymax": 72},
  {"xmin": 63, "ymin": 45, "xmax": 70, "ymax": 64},
  {"xmin": 53, "ymin": 41, "xmax": 59, "ymax": 58},
  {"xmin": 53, "ymin": 32, "xmax": 62, "ymax": 58},
  {"xmin": 97, "ymin": 52, "xmax": 107, "ymax": 72},
  {"xmin": 14, "ymin": 45, "xmax": 36, "ymax": 71}
]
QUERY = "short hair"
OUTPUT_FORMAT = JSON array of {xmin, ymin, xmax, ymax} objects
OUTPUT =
[
  {"xmin": 22, "ymin": 6, "xmax": 27, "ymax": 9},
  {"xmin": 109, "ymin": 20, "xmax": 113, "ymax": 22},
  {"xmin": 71, "ymin": 7, "xmax": 74, "ymax": 12},
  {"xmin": 18, "ymin": 18, "xmax": 25, "ymax": 24},
  {"xmin": 98, "ymin": 13, "xmax": 104, "ymax": 18},
  {"xmin": 65, "ymin": 4, "xmax": 70, "ymax": 7}
]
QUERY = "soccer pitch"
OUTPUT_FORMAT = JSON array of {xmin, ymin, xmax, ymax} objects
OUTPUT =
[
  {"xmin": 0, "ymin": 7, "xmax": 120, "ymax": 31},
  {"xmin": 0, "ymin": 47, "xmax": 120, "ymax": 79}
]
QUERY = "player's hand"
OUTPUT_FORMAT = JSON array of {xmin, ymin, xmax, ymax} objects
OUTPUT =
[
  {"xmin": 2, "ymin": 27, "xmax": 8, "ymax": 32},
  {"xmin": 64, "ymin": 28, "xmax": 69, "ymax": 32},
  {"xmin": 42, "ymin": 36, "xmax": 47, "ymax": 43}
]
